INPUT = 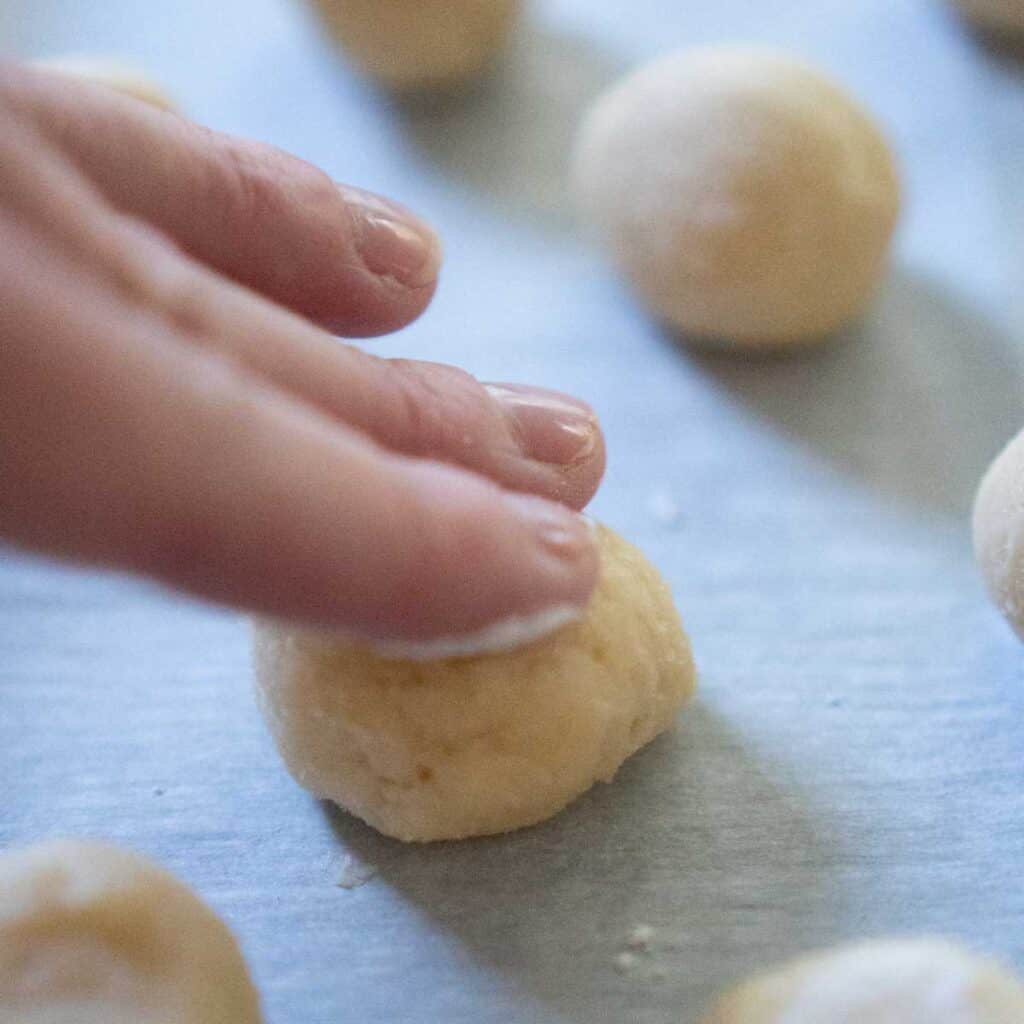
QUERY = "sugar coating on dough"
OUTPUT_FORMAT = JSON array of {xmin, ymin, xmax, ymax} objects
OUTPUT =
[
  {"xmin": 571, "ymin": 47, "xmax": 901, "ymax": 348},
  {"xmin": 307, "ymin": 0, "xmax": 522, "ymax": 91},
  {"xmin": 973, "ymin": 427, "xmax": 1024, "ymax": 638},
  {"xmin": 0, "ymin": 840, "xmax": 262, "ymax": 1024},
  {"xmin": 953, "ymin": 0, "xmax": 1024, "ymax": 33},
  {"xmin": 252, "ymin": 525, "xmax": 696, "ymax": 842},
  {"xmin": 32, "ymin": 58, "xmax": 177, "ymax": 112},
  {"xmin": 370, "ymin": 602, "xmax": 583, "ymax": 661},
  {"xmin": 701, "ymin": 938, "xmax": 1024, "ymax": 1024}
]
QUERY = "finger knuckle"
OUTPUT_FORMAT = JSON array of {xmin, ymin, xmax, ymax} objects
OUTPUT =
[
  {"xmin": 214, "ymin": 137, "xmax": 338, "ymax": 231},
  {"xmin": 390, "ymin": 361, "xmax": 488, "ymax": 457}
]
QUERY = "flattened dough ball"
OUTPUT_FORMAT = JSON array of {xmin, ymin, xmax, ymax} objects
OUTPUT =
[
  {"xmin": 32, "ymin": 58, "xmax": 177, "ymax": 112},
  {"xmin": 0, "ymin": 840, "xmax": 261, "ymax": 1024},
  {"xmin": 253, "ymin": 525, "xmax": 696, "ymax": 842},
  {"xmin": 701, "ymin": 938, "xmax": 1024, "ymax": 1023},
  {"xmin": 952, "ymin": 0, "xmax": 1024, "ymax": 35},
  {"xmin": 571, "ymin": 48, "xmax": 901, "ymax": 349},
  {"xmin": 973, "ymin": 426, "xmax": 1024, "ymax": 637},
  {"xmin": 307, "ymin": 0, "xmax": 522, "ymax": 91}
]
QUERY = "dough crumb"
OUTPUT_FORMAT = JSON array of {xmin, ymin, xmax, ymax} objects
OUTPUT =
[
  {"xmin": 647, "ymin": 490, "xmax": 681, "ymax": 527},
  {"xmin": 336, "ymin": 855, "xmax": 377, "ymax": 890},
  {"xmin": 614, "ymin": 951, "xmax": 638, "ymax": 974},
  {"xmin": 626, "ymin": 924, "xmax": 656, "ymax": 951},
  {"xmin": 613, "ymin": 924, "xmax": 663, "ymax": 981}
]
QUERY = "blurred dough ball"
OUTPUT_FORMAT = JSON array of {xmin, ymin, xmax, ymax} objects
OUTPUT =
[
  {"xmin": 0, "ymin": 840, "xmax": 261, "ymax": 1024},
  {"xmin": 307, "ymin": 0, "xmax": 522, "ymax": 91},
  {"xmin": 32, "ymin": 58, "xmax": 176, "ymax": 112},
  {"xmin": 973, "ymin": 426, "xmax": 1024, "ymax": 637},
  {"xmin": 702, "ymin": 938, "xmax": 1024, "ymax": 1023},
  {"xmin": 952, "ymin": 0, "xmax": 1024, "ymax": 34},
  {"xmin": 252, "ymin": 524, "xmax": 696, "ymax": 842},
  {"xmin": 571, "ymin": 48, "xmax": 901, "ymax": 350}
]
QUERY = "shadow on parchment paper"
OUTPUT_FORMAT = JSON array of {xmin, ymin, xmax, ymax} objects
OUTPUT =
[
  {"xmin": 973, "ymin": 29, "xmax": 1024, "ymax": 63},
  {"xmin": 955, "ymin": 18, "xmax": 1024, "ymax": 64},
  {"xmin": 322, "ymin": 703, "xmax": 840, "ymax": 1024},
  {"xmin": 389, "ymin": 23, "xmax": 624, "ymax": 229},
  {"xmin": 679, "ymin": 270, "xmax": 1024, "ymax": 520}
]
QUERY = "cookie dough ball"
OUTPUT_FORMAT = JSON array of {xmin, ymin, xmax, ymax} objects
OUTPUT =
[
  {"xmin": 0, "ymin": 840, "xmax": 262, "ymax": 1024},
  {"xmin": 307, "ymin": 0, "xmax": 522, "ymax": 91},
  {"xmin": 702, "ymin": 938, "xmax": 1024, "ymax": 1023},
  {"xmin": 32, "ymin": 58, "xmax": 176, "ymax": 112},
  {"xmin": 571, "ymin": 48, "xmax": 901, "ymax": 349},
  {"xmin": 973, "ymin": 427, "xmax": 1024, "ymax": 637},
  {"xmin": 952, "ymin": 0, "xmax": 1024, "ymax": 35},
  {"xmin": 253, "ymin": 524, "xmax": 696, "ymax": 842}
]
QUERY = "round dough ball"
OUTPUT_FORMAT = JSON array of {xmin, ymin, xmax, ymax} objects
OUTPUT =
[
  {"xmin": 307, "ymin": 0, "xmax": 522, "ymax": 91},
  {"xmin": 32, "ymin": 58, "xmax": 176, "ymax": 112},
  {"xmin": 973, "ymin": 426, "xmax": 1024, "ymax": 637},
  {"xmin": 702, "ymin": 938, "xmax": 1024, "ymax": 1023},
  {"xmin": 952, "ymin": 0, "xmax": 1024, "ymax": 35},
  {"xmin": 571, "ymin": 48, "xmax": 901, "ymax": 349},
  {"xmin": 252, "ymin": 524, "xmax": 696, "ymax": 842},
  {"xmin": 0, "ymin": 840, "xmax": 262, "ymax": 1024}
]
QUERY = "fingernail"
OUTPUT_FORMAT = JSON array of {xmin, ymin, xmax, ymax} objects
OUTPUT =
[
  {"xmin": 340, "ymin": 185, "xmax": 442, "ymax": 289},
  {"xmin": 485, "ymin": 383, "xmax": 599, "ymax": 466},
  {"xmin": 503, "ymin": 493, "xmax": 596, "ymax": 568}
]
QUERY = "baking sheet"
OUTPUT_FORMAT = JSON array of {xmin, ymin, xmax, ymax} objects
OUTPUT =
[{"xmin": 2, "ymin": 1, "xmax": 1024, "ymax": 1021}]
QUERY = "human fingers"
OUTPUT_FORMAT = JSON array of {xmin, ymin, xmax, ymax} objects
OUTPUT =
[
  {"xmin": 89, "ymin": 217, "xmax": 605, "ymax": 509},
  {"xmin": 2, "ymin": 91, "xmax": 603, "ymax": 515},
  {"xmin": 0, "ymin": 216, "xmax": 597, "ymax": 647},
  {"xmin": 2, "ymin": 61, "xmax": 440, "ymax": 337}
]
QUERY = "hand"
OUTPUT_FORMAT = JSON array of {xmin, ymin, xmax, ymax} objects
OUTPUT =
[{"xmin": 0, "ymin": 64, "xmax": 605, "ymax": 649}]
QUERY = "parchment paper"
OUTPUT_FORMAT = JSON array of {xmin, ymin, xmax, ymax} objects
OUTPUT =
[{"xmin": 2, "ymin": 1, "xmax": 1023, "ymax": 1021}]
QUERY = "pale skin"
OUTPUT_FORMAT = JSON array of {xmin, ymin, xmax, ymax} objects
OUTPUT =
[{"xmin": 0, "ymin": 64, "xmax": 605, "ymax": 647}]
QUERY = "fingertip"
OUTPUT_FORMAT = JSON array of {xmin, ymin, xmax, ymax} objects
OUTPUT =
[
  {"xmin": 500, "ymin": 490, "xmax": 601, "ymax": 605},
  {"xmin": 324, "ymin": 266, "xmax": 439, "ymax": 338},
  {"xmin": 561, "ymin": 422, "xmax": 607, "ymax": 510},
  {"xmin": 338, "ymin": 185, "xmax": 442, "ymax": 291},
  {"xmin": 483, "ymin": 382, "xmax": 608, "ymax": 510},
  {"xmin": 322, "ymin": 185, "xmax": 442, "ymax": 337},
  {"xmin": 371, "ymin": 463, "xmax": 600, "ymax": 647}
]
